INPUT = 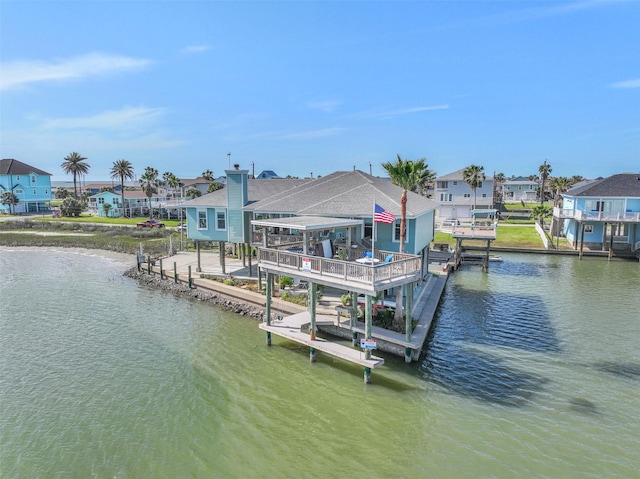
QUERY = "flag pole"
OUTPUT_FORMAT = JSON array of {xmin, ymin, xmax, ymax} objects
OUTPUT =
[{"xmin": 372, "ymin": 200, "xmax": 375, "ymax": 263}]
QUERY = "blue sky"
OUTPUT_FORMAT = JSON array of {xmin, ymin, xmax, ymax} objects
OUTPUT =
[{"xmin": 1, "ymin": 1, "xmax": 639, "ymax": 182}]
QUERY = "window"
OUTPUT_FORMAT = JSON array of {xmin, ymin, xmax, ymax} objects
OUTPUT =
[
  {"xmin": 216, "ymin": 211, "xmax": 226, "ymax": 230},
  {"xmin": 453, "ymin": 181, "xmax": 458, "ymax": 186},
  {"xmin": 98, "ymin": 198, "xmax": 105, "ymax": 204},
  {"xmin": 15, "ymin": 189, "xmax": 23, "ymax": 194},
  {"xmin": 463, "ymin": 193, "xmax": 471, "ymax": 198},
  {"xmin": 31, "ymin": 176, "xmax": 36, "ymax": 183},
  {"xmin": 584, "ymin": 225, "xmax": 593, "ymax": 233},
  {"xmin": 477, "ymin": 181, "xmax": 483, "ymax": 188},
  {"xmin": 33, "ymin": 189, "xmax": 37, "ymax": 195},
  {"xmin": 438, "ymin": 181, "xmax": 448, "ymax": 189},
  {"xmin": 482, "ymin": 193, "xmax": 487, "ymax": 198},
  {"xmin": 439, "ymin": 193, "xmax": 452, "ymax": 202},
  {"xmin": 393, "ymin": 221, "xmax": 408, "ymax": 243},
  {"xmin": 198, "ymin": 210, "xmax": 207, "ymax": 229},
  {"xmin": 45, "ymin": 189, "xmax": 48, "ymax": 194}
]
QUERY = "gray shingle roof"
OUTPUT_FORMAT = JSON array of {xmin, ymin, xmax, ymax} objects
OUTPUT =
[
  {"xmin": 566, "ymin": 173, "xmax": 640, "ymax": 197},
  {"xmin": 245, "ymin": 170, "xmax": 438, "ymax": 218},
  {"xmin": 182, "ymin": 178, "xmax": 310, "ymax": 208},
  {"xmin": 0, "ymin": 158, "xmax": 51, "ymax": 176}
]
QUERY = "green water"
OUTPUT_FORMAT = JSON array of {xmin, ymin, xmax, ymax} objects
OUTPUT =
[{"xmin": 1, "ymin": 249, "xmax": 638, "ymax": 478}]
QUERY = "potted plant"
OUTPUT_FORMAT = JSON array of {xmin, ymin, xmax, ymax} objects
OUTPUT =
[{"xmin": 340, "ymin": 293, "xmax": 351, "ymax": 306}]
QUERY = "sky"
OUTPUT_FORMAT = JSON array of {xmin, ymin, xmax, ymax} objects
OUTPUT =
[{"xmin": 1, "ymin": 0, "xmax": 639, "ymax": 183}]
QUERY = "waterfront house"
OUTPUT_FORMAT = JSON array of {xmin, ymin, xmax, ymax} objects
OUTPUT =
[
  {"xmin": 255, "ymin": 170, "xmax": 282, "ymax": 179},
  {"xmin": 182, "ymin": 168, "xmax": 439, "ymax": 267},
  {"xmin": 179, "ymin": 177, "xmax": 215, "ymax": 197},
  {"xmin": 434, "ymin": 168, "xmax": 494, "ymax": 220},
  {"xmin": 0, "ymin": 158, "xmax": 52, "ymax": 214},
  {"xmin": 502, "ymin": 176, "xmax": 538, "ymax": 203},
  {"xmin": 552, "ymin": 173, "xmax": 640, "ymax": 255}
]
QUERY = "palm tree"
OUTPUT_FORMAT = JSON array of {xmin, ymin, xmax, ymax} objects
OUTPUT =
[
  {"xmin": 462, "ymin": 164, "xmax": 485, "ymax": 210},
  {"xmin": 382, "ymin": 154, "xmax": 435, "ymax": 326},
  {"xmin": 549, "ymin": 176, "xmax": 569, "ymax": 207},
  {"xmin": 185, "ymin": 187, "xmax": 202, "ymax": 199},
  {"xmin": 61, "ymin": 152, "xmax": 90, "ymax": 199},
  {"xmin": 201, "ymin": 169, "xmax": 214, "ymax": 181},
  {"xmin": 110, "ymin": 159, "xmax": 134, "ymax": 217},
  {"xmin": 139, "ymin": 166, "xmax": 159, "ymax": 216},
  {"xmin": 538, "ymin": 160, "xmax": 552, "ymax": 205},
  {"xmin": 1, "ymin": 191, "xmax": 19, "ymax": 215},
  {"xmin": 530, "ymin": 204, "xmax": 553, "ymax": 228}
]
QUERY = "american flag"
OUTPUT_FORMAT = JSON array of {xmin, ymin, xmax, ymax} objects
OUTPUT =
[{"xmin": 374, "ymin": 203, "xmax": 396, "ymax": 224}]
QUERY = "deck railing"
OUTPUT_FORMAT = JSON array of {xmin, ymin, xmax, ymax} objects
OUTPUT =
[
  {"xmin": 257, "ymin": 247, "xmax": 422, "ymax": 290},
  {"xmin": 553, "ymin": 207, "xmax": 640, "ymax": 222}
]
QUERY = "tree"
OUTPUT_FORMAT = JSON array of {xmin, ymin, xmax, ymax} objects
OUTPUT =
[
  {"xmin": 530, "ymin": 204, "xmax": 552, "ymax": 228},
  {"xmin": 201, "ymin": 169, "xmax": 214, "ymax": 181},
  {"xmin": 102, "ymin": 203, "xmax": 112, "ymax": 217},
  {"xmin": 381, "ymin": 154, "xmax": 434, "ymax": 327},
  {"xmin": 139, "ymin": 167, "xmax": 159, "ymax": 216},
  {"xmin": 185, "ymin": 187, "xmax": 202, "ymax": 199},
  {"xmin": 493, "ymin": 172, "xmax": 506, "ymax": 205},
  {"xmin": 162, "ymin": 171, "xmax": 180, "ymax": 199},
  {"xmin": 61, "ymin": 152, "xmax": 90, "ymax": 199},
  {"xmin": 55, "ymin": 187, "xmax": 69, "ymax": 199},
  {"xmin": 207, "ymin": 181, "xmax": 224, "ymax": 193},
  {"xmin": 60, "ymin": 197, "xmax": 83, "ymax": 217},
  {"xmin": 110, "ymin": 159, "xmax": 135, "ymax": 217},
  {"xmin": 462, "ymin": 164, "xmax": 485, "ymax": 210},
  {"xmin": 538, "ymin": 159, "xmax": 552, "ymax": 204},
  {"xmin": 1, "ymin": 191, "xmax": 19, "ymax": 215},
  {"xmin": 549, "ymin": 176, "xmax": 569, "ymax": 207}
]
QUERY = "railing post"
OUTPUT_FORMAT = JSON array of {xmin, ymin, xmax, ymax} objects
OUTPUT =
[
  {"xmin": 159, "ymin": 258, "xmax": 163, "ymax": 279},
  {"xmin": 188, "ymin": 265, "xmax": 193, "ymax": 288},
  {"xmin": 173, "ymin": 262, "xmax": 178, "ymax": 283}
]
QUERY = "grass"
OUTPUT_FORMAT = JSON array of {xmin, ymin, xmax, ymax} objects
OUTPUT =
[
  {"xmin": 40, "ymin": 215, "xmax": 181, "ymax": 227},
  {"xmin": 435, "ymin": 224, "xmax": 546, "ymax": 249}
]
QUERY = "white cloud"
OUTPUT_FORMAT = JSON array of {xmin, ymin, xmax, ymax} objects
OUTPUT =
[
  {"xmin": 0, "ymin": 52, "xmax": 152, "ymax": 90},
  {"xmin": 39, "ymin": 106, "xmax": 166, "ymax": 131},
  {"xmin": 307, "ymin": 100, "xmax": 341, "ymax": 113},
  {"xmin": 181, "ymin": 45, "xmax": 211, "ymax": 55},
  {"xmin": 610, "ymin": 78, "xmax": 640, "ymax": 89},
  {"xmin": 350, "ymin": 105, "xmax": 449, "ymax": 120},
  {"xmin": 278, "ymin": 127, "xmax": 346, "ymax": 140}
]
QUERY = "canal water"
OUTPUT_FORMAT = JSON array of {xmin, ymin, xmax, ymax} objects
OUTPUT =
[{"xmin": 1, "ymin": 248, "xmax": 638, "ymax": 478}]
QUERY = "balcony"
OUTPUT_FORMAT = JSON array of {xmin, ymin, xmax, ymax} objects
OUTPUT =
[
  {"xmin": 257, "ymin": 247, "xmax": 422, "ymax": 295},
  {"xmin": 553, "ymin": 207, "xmax": 640, "ymax": 223}
]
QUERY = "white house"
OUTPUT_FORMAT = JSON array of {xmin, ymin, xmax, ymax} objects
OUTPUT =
[{"xmin": 434, "ymin": 168, "xmax": 494, "ymax": 220}]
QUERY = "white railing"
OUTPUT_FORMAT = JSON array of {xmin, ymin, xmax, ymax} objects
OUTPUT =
[
  {"xmin": 258, "ymin": 248, "xmax": 422, "ymax": 289},
  {"xmin": 553, "ymin": 207, "xmax": 640, "ymax": 222}
]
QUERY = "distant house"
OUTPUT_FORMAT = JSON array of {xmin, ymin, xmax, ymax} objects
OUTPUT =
[
  {"xmin": 434, "ymin": 168, "xmax": 494, "ymax": 219},
  {"xmin": 255, "ymin": 170, "xmax": 282, "ymax": 179},
  {"xmin": 87, "ymin": 191, "xmax": 123, "ymax": 217},
  {"xmin": 82, "ymin": 183, "xmax": 123, "ymax": 195},
  {"xmin": 179, "ymin": 177, "xmax": 215, "ymax": 197},
  {"xmin": 552, "ymin": 173, "xmax": 640, "ymax": 253},
  {"xmin": 502, "ymin": 176, "xmax": 538, "ymax": 202},
  {"xmin": 0, "ymin": 158, "xmax": 52, "ymax": 214}
]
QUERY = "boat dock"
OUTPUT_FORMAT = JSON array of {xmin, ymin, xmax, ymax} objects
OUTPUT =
[{"xmin": 259, "ymin": 311, "xmax": 385, "ymax": 369}]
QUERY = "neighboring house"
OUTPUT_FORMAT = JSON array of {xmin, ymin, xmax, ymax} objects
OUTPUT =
[
  {"xmin": 179, "ymin": 177, "xmax": 215, "ymax": 197},
  {"xmin": 502, "ymin": 176, "xmax": 538, "ymax": 202},
  {"xmin": 255, "ymin": 170, "xmax": 282, "ymax": 179},
  {"xmin": 182, "ymin": 168, "xmax": 440, "ymax": 267},
  {"xmin": 0, "ymin": 158, "xmax": 52, "ymax": 214},
  {"xmin": 552, "ymin": 173, "xmax": 640, "ymax": 253},
  {"xmin": 434, "ymin": 168, "xmax": 494, "ymax": 219},
  {"xmin": 87, "ymin": 191, "xmax": 124, "ymax": 217},
  {"xmin": 83, "ymin": 183, "xmax": 123, "ymax": 195}
]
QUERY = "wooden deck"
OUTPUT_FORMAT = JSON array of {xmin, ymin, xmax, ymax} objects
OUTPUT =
[{"xmin": 259, "ymin": 311, "xmax": 385, "ymax": 369}]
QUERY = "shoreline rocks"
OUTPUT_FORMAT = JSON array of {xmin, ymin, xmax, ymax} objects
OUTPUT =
[{"xmin": 123, "ymin": 267, "xmax": 266, "ymax": 320}]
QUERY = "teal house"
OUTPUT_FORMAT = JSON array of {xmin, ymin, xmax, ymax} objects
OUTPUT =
[
  {"xmin": 182, "ymin": 167, "xmax": 439, "ymax": 269},
  {"xmin": 552, "ymin": 173, "xmax": 640, "ymax": 255},
  {"xmin": 0, "ymin": 159, "xmax": 52, "ymax": 214},
  {"xmin": 87, "ymin": 191, "xmax": 124, "ymax": 217}
]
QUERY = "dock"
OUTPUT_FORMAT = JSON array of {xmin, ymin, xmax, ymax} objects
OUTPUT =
[{"xmin": 259, "ymin": 311, "xmax": 385, "ymax": 369}]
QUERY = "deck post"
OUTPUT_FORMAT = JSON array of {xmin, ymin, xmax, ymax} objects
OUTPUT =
[
  {"xmin": 136, "ymin": 255, "xmax": 141, "ymax": 272},
  {"xmin": 310, "ymin": 346, "xmax": 317, "ymax": 362},
  {"xmin": 265, "ymin": 272, "xmax": 272, "ymax": 346},
  {"xmin": 173, "ymin": 262, "xmax": 178, "ymax": 283},
  {"xmin": 159, "ymin": 258, "xmax": 163, "ymax": 279},
  {"xmin": 405, "ymin": 284, "xmax": 413, "ymax": 363},
  {"xmin": 147, "ymin": 255, "xmax": 151, "ymax": 274},
  {"xmin": 196, "ymin": 241, "xmax": 201, "ymax": 272},
  {"xmin": 247, "ymin": 243, "xmax": 253, "ymax": 276},
  {"xmin": 188, "ymin": 265, "xmax": 193, "ymax": 288},
  {"xmin": 219, "ymin": 241, "xmax": 226, "ymax": 274},
  {"xmin": 357, "ymin": 296, "xmax": 374, "ymax": 380},
  {"xmin": 350, "ymin": 291, "xmax": 358, "ymax": 346},
  {"xmin": 309, "ymin": 282, "xmax": 317, "ymax": 340},
  {"xmin": 483, "ymin": 240, "xmax": 490, "ymax": 272}
]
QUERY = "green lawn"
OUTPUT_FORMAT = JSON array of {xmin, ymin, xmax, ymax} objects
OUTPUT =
[
  {"xmin": 434, "ymin": 224, "xmax": 545, "ymax": 249},
  {"xmin": 43, "ymin": 215, "xmax": 181, "ymax": 227}
]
